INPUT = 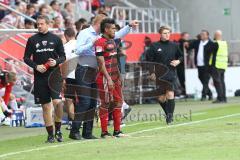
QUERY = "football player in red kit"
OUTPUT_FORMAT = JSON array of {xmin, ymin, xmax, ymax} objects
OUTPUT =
[{"xmin": 95, "ymin": 18, "xmax": 125, "ymax": 138}]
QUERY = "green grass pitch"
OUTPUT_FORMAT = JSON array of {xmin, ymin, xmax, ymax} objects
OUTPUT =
[{"xmin": 0, "ymin": 98, "xmax": 240, "ymax": 160}]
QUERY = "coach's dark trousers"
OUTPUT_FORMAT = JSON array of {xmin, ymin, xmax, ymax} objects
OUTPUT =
[
  {"xmin": 209, "ymin": 66, "xmax": 226, "ymax": 101},
  {"xmin": 71, "ymin": 65, "xmax": 97, "ymax": 137},
  {"xmin": 197, "ymin": 66, "xmax": 212, "ymax": 99}
]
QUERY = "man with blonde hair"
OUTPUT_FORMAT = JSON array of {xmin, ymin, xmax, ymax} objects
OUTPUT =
[{"xmin": 148, "ymin": 26, "xmax": 183, "ymax": 124}]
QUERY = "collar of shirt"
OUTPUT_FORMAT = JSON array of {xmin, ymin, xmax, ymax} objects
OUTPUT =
[
  {"xmin": 200, "ymin": 40, "xmax": 209, "ymax": 46},
  {"xmin": 89, "ymin": 25, "xmax": 97, "ymax": 35}
]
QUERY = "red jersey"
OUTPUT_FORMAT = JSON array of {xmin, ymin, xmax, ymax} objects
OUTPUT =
[
  {"xmin": 95, "ymin": 37, "xmax": 120, "ymax": 82},
  {"xmin": 0, "ymin": 71, "xmax": 13, "ymax": 104}
]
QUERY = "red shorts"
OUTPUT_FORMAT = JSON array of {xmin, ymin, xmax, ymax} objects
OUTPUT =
[{"xmin": 96, "ymin": 75, "xmax": 123, "ymax": 105}]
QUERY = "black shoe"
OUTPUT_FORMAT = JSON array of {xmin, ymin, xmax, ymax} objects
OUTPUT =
[
  {"xmin": 55, "ymin": 131, "xmax": 63, "ymax": 142},
  {"xmin": 113, "ymin": 131, "xmax": 126, "ymax": 138},
  {"xmin": 208, "ymin": 96, "xmax": 213, "ymax": 101},
  {"xmin": 166, "ymin": 114, "xmax": 173, "ymax": 125},
  {"xmin": 101, "ymin": 132, "xmax": 113, "ymax": 139},
  {"xmin": 69, "ymin": 132, "xmax": 81, "ymax": 140},
  {"xmin": 46, "ymin": 135, "xmax": 55, "ymax": 143},
  {"xmin": 212, "ymin": 99, "xmax": 225, "ymax": 104},
  {"xmin": 201, "ymin": 97, "xmax": 206, "ymax": 101},
  {"xmin": 82, "ymin": 135, "xmax": 98, "ymax": 140}
]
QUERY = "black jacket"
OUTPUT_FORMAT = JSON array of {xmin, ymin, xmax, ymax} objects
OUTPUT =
[
  {"xmin": 24, "ymin": 32, "xmax": 66, "ymax": 77},
  {"xmin": 146, "ymin": 40, "xmax": 183, "ymax": 81},
  {"xmin": 189, "ymin": 39, "xmax": 216, "ymax": 67}
]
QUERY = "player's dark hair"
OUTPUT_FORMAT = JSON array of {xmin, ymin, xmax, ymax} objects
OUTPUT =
[
  {"xmin": 37, "ymin": 15, "xmax": 50, "ymax": 24},
  {"xmin": 64, "ymin": 28, "xmax": 75, "ymax": 38},
  {"xmin": 100, "ymin": 18, "xmax": 115, "ymax": 33},
  {"xmin": 201, "ymin": 30, "xmax": 209, "ymax": 36}
]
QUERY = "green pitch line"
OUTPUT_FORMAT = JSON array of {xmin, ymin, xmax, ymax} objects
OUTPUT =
[{"xmin": 0, "ymin": 102, "xmax": 240, "ymax": 160}]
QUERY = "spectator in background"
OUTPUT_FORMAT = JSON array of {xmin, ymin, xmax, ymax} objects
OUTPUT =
[
  {"xmin": 29, "ymin": 0, "xmax": 45, "ymax": 6},
  {"xmin": 91, "ymin": 0, "xmax": 101, "ymax": 14},
  {"xmin": 76, "ymin": 0, "xmax": 88, "ymax": 11},
  {"xmin": 177, "ymin": 32, "xmax": 190, "ymax": 97},
  {"xmin": 49, "ymin": 0, "xmax": 63, "ymax": 23},
  {"xmin": 74, "ymin": 18, "xmax": 87, "ymax": 37},
  {"xmin": 1, "ymin": 10, "xmax": 22, "ymax": 28},
  {"xmin": 24, "ymin": 19, "xmax": 35, "ymax": 29},
  {"xmin": 189, "ymin": 30, "xmax": 214, "ymax": 101},
  {"xmin": 25, "ymin": 4, "xmax": 36, "ymax": 18},
  {"xmin": 32, "ymin": 4, "xmax": 49, "ymax": 20},
  {"xmin": 52, "ymin": 16, "xmax": 64, "ymax": 34},
  {"xmin": 64, "ymin": 18, "xmax": 74, "ymax": 29},
  {"xmin": 61, "ymin": 2, "xmax": 74, "ymax": 21},
  {"xmin": 140, "ymin": 36, "xmax": 152, "ymax": 62}
]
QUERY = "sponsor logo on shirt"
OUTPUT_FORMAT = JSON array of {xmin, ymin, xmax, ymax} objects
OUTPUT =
[
  {"xmin": 36, "ymin": 48, "xmax": 54, "ymax": 53},
  {"xmin": 158, "ymin": 48, "xmax": 162, "ymax": 52},
  {"xmin": 42, "ymin": 41, "xmax": 47, "ymax": 46},
  {"xmin": 50, "ymin": 42, "xmax": 54, "ymax": 45},
  {"xmin": 36, "ymin": 43, "xmax": 40, "ymax": 48}
]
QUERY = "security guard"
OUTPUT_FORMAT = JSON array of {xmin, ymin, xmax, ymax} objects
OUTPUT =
[
  {"xmin": 209, "ymin": 30, "xmax": 228, "ymax": 103},
  {"xmin": 147, "ymin": 26, "xmax": 183, "ymax": 124}
]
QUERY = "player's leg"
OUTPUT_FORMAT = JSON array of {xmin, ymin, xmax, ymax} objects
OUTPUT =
[
  {"xmin": 34, "ymin": 77, "xmax": 55, "ymax": 143},
  {"xmin": 157, "ymin": 80, "xmax": 168, "ymax": 117},
  {"xmin": 158, "ymin": 94, "xmax": 168, "ymax": 118},
  {"xmin": 52, "ymin": 99, "xmax": 64, "ymax": 142},
  {"xmin": 65, "ymin": 98, "xmax": 74, "ymax": 130},
  {"xmin": 112, "ymin": 80, "xmax": 125, "ymax": 137},
  {"xmin": 165, "ymin": 90, "xmax": 175, "ymax": 124},
  {"xmin": 42, "ymin": 102, "xmax": 55, "ymax": 143},
  {"xmin": 50, "ymin": 75, "xmax": 64, "ymax": 142},
  {"xmin": 64, "ymin": 78, "xmax": 76, "ymax": 130}
]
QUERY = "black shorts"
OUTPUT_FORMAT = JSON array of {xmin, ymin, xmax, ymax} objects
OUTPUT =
[
  {"xmin": 34, "ymin": 74, "xmax": 63, "ymax": 104},
  {"xmin": 156, "ymin": 71, "xmax": 176, "ymax": 95},
  {"xmin": 64, "ymin": 78, "xmax": 77, "ymax": 100}
]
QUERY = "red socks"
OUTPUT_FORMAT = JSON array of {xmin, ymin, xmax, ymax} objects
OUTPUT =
[
  {"xmin": 113, "ymin": 108, "xmax": 122, "ymax": 132},
  {"xmin": 99, "ymin": 107, "xmax": 109, "ymax": 133}
]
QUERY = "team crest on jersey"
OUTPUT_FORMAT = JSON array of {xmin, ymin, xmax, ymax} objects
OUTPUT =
[
  {"xmin": 42, "ymin": 41, "xmax": 47, "ymax": 46},
  {"xmin": 109, "ymin": 51, "xmax": 117, "ymax": 56},
  {"xmin": 106, "ymin": 43, "xmax": 115, "ymax": 50},
  {"xmin": 36, "ymin": 43, "xmax": 40, "ymax": 48},
  {"xmin": 96, "ymin": 46, "xmax": 103, "ymax": 52},
  {"xmin": 158, "ymin": 48, "xmax": 162, "ymax": 52}
]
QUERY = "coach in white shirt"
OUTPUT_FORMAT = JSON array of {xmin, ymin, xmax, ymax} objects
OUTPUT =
[
  {"xmin": 189, "ymin": 30, "xmax": 214, "ymax": 101},
  {"xmin": 62, "ymin": 28, "xmax": 78, "ymax": 126}
]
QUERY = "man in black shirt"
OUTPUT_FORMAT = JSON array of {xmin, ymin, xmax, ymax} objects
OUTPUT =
[
  {"xmin": 147, "ymin": 26, "xmax": 183, "ymax": 124},
  {"xmin": 24, "ymin": 15, "xmax": 66, "ymax": 143},
  {"xmin": 188, "ymin": 30, "xmax": 214, "ymax": 101}
]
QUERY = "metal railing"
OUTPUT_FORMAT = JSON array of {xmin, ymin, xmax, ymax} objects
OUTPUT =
[
  {"xmin": 0, "ymin": 2, "xmax": 36, "ymax": 23},
  {"xmin": 110, "ymin": 6, "xmax": 180, "ymax": 33}
]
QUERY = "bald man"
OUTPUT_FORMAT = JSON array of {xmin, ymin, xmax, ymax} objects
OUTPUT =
[{"xmin": 209, "ymin": 30, "xmax": 228, "ymax": 103}]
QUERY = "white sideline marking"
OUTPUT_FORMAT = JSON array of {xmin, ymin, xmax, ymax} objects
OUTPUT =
[
  {"xmin": 122, "ymin": 112, "xmax": 207, "ymax": 128},
  {"xmin": 0, "ymin": 113, "xmax": 239, "ymax": 159},
  {"xmin": 129, "ymin": 113, "xmax": 240, "ymax": 135},
  {"xmin": 192, "ymin": 112, "xmax": 207, "ymax": 116}
]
